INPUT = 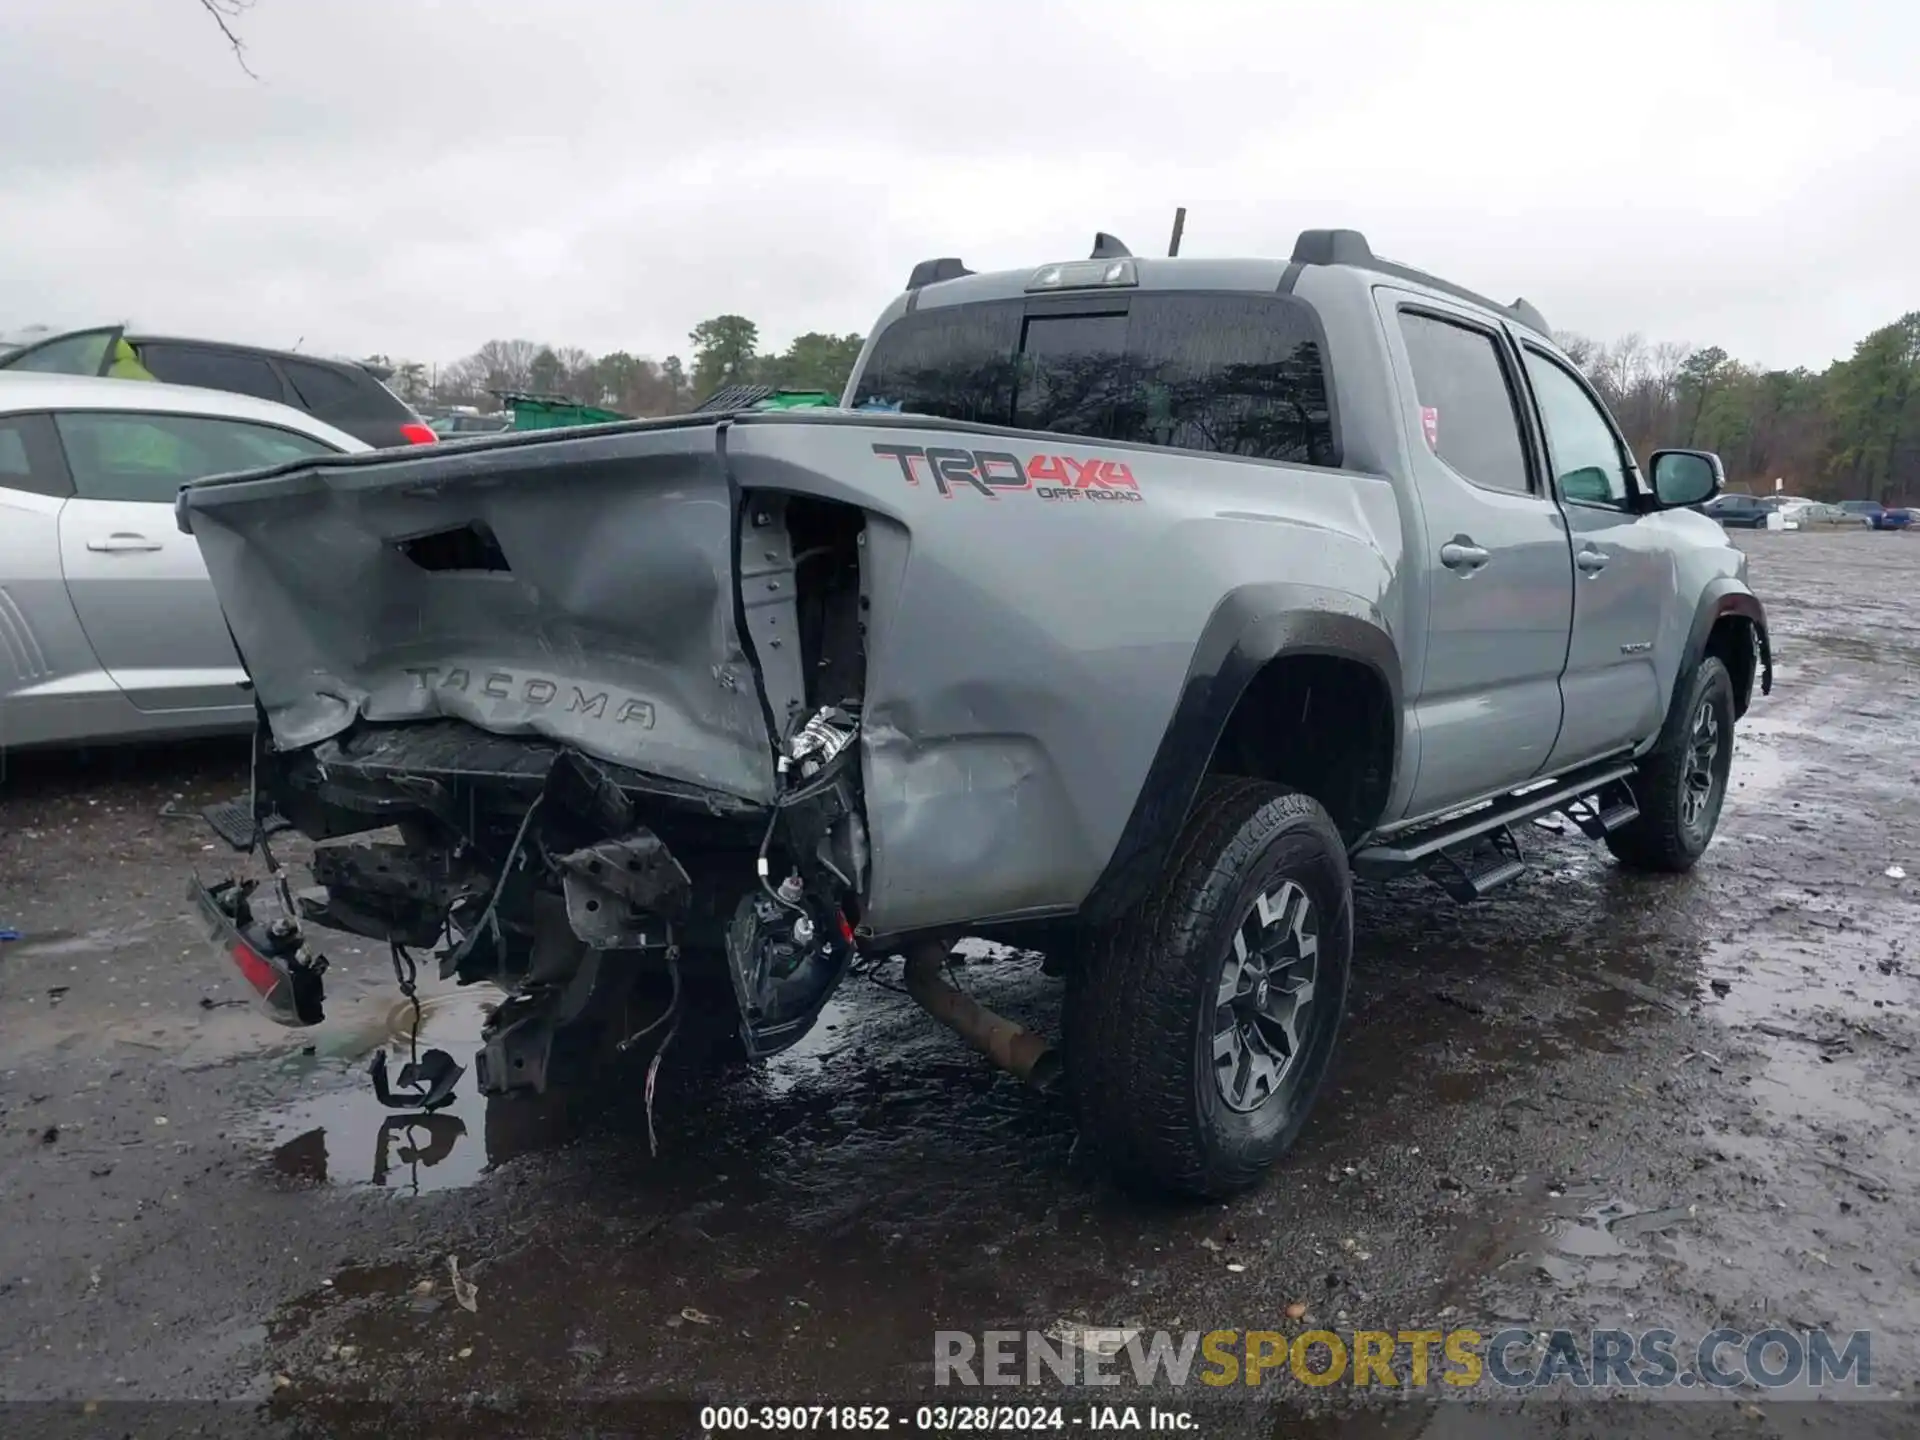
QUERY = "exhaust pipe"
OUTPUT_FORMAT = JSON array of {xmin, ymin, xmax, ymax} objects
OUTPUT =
[{"xmin": 903, "ymin": 939, "xmax": 1061, "ymax": 1093}]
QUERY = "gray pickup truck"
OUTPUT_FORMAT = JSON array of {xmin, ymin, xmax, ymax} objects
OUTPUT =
[{"xmin": 178, "ymin": 227, "xmax": 1771, "ymax": 1197}]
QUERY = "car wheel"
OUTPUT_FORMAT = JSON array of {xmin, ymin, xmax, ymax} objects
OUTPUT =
[
  {"xmin": 1064, "ymin": 778, "xmax": 1352, "ymax": 1199},
  {"xmin": 1607, "ymin": 656, "xmax": 1737, "ymax": 873}
]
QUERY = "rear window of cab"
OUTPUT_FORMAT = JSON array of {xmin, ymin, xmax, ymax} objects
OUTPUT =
[{"xmin": 850, "ymin": 292, "xmax": 1338, "ymax": 468}]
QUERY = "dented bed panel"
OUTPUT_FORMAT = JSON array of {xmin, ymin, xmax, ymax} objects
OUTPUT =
[
  {"xmin": 179, "ymin": 421, "xmax": 779, "ymax": 803},
  {"xmin": 722, "ymin": 414, "xmax": 1405, "ymax": 935}
]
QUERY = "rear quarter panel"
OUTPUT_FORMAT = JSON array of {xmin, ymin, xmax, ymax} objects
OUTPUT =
[{"xmin": 725, "ymin": 415, "xmax": 1406, "ymax": 935}]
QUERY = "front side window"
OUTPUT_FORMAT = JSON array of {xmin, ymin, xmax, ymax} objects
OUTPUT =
[
  {"xmin": 0, "ymin": 328, "xmax": 117, "ymax": 376},
  {"xmin": 850, "ymin": 292, "xmax": 1338, "ymax": 466},
  {"xmin": 54, "ymin": 412, "xmax": 335, "ymax": 503},
  {"xmin": 1396, "ymin": 312, "xmax": 1532, "ymax": 495},
  {"xmin": 1522, "ymin": 350, "xmax": 1633, "ymax": 509}
]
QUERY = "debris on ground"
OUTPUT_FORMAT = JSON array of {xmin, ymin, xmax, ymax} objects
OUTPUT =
[
  {"xmin": 1043, "ymin": 1322, "xmax": 1139, "ymax": 1359},
  {"xmin": 448, "ymin": 1256, "xmax": 479, "ymax": 1313},
  {"xmin": 680, "ymin": 1307, "xmax": 718, "ymax": 1326},
  {"xmin": 1591, "ymin": 968, "xmax": 1686, "ymax": 1014},
  {"xmin": 1886, "ymin": 865, "xmax": 1907, "ymax": 880}
]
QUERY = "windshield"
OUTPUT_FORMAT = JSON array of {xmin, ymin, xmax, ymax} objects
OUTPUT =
[{"xmin": 851, "ymin": 292, "xmax": 1338, "ymax": 467}]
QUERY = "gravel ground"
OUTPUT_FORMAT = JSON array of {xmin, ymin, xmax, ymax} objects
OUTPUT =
[{"xmin": 2, "ymin": 530, "xmax": 1917, "ymax": 1439}]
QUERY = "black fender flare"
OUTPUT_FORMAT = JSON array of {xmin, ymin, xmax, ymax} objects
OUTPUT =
[
  {"xmin": 1078, "ymin": 584, "xmax": 1402, "ymax": 925},
  {"xmin": 1669, "ymin": 582, "xmax": 1771, "ymax": 735}
]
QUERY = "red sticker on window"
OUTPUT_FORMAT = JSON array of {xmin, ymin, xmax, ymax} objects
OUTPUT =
[{"xmin": 1421, "ymin": 406, "xmax": 1440, "ymax": 450}]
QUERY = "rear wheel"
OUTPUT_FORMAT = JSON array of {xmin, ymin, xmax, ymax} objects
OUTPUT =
[
  {"xmin": 1064, "ymin": 778, "xmax": 1352, "ymax": 1198},
  {"xmin": 1607, "ymin": 656, "xmax": 1736, "ymax": 873}
]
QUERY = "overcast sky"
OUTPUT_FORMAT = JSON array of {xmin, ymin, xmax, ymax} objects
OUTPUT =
[{"xmin": 3, "ymin": 0, "xmax": 1913, "ymax": 372}]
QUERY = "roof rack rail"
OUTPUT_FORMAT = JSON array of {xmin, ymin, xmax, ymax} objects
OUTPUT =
[
  {"xmin": 1089, "ymin": 232, "xmax": 1132, "ymax": 259},
  {"xmin": 906, "ymin": 257, "xmax": 974, "ymax": 289},
  {"xmin": 1289, "ymin": 228, "xmax": 1550, "ymax": 335}
]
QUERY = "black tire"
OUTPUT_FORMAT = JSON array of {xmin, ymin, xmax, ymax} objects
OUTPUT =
[
  {"xmin": 1606, "ymin": 656, "xmax": 1737, "ymax": 873},
  {"xmin": 1064, "ymin": 778, "xmax": 1353, "ymax": 1199}
]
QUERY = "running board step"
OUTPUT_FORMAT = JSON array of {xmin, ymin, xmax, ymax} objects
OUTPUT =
[
  {"xmin": 200, "ymin": 795, "xmax": 293, "ymax": 852},
  {"xmin": 1562, "ymin": 786, "xmax": 1640, "ymax": 840},
  {"xmin": 1429, "ymin": 824, "xmax": 1526, "ymax": 902},
  {"xmin": 1353, "ymin": 759, "xmax": 1639, "ymax": 880}
]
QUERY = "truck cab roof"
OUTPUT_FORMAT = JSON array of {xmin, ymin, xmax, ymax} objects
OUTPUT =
[{"xmin": 885, "ymin": 227, "xmax": 1551, "ymax": 340}]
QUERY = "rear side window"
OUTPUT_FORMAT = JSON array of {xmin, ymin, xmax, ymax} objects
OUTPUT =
[
  {"xmin": 284, "ymin": 359, "xmax": 397, "ymax": 420},
  {"xmin": 851, "ymin": 293, "xmax": 1338, "ymax": 466},
  {"xmin": 138, "ymin": 344, "xmax": 286, "ymax": 403},
  {"xmin": 0, "ymin": 413, "xmax": 72, "ymax": 497},
  {"xmin": 1397, "ymin": 312, "xmax": 1531, "ymax": 495},
  {"xmin": 0, "ymin": 421, "xmax": 31, "ymax": 479},
  {"xmin": 54, "ymin": 412, "xmax": 336, "ymax": 504}
]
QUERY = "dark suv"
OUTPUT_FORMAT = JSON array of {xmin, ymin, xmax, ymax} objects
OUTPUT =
[
  {"xmin": 1697, "ymin": 492, "xmax": 1772, "ymax": 528},
  {"xmin": 0, "ymin": 326, "xmax": 435, "ymax": 449}
]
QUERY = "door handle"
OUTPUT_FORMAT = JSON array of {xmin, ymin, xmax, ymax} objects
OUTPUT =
[
  {"xmin": 86, "ymin": 534, "xmax": 163, "ymax": 553},
  {"xmin": 1439, "ymin": 539, "xmax": 1490, "ymax": 572},
  {"xmin": 1575, "ymin": 546, "xmax": 1609, "ymax": 574}
]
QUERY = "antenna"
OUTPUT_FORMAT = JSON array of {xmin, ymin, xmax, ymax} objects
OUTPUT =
[{"xmin": 1167, "ymin": 206, "xmax": 1187, "ymax": 257}]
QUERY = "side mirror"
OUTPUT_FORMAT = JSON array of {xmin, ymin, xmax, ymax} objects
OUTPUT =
[{"xmin": 1649, "ymin": 449, "xmax": 1723, "ymax": 509}]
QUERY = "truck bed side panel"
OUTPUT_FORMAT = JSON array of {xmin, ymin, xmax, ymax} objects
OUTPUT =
[{"xmin": 724, "ymin": 414, "xmax": 1405, "ymax": 935}]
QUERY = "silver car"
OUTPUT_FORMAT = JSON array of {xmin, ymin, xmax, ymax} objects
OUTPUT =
[{"xmin": 0, "ymin": 373, "xmax": 365, "ymax": 749}]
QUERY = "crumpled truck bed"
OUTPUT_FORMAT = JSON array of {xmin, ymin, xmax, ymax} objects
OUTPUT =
[{"xmin": 177, "ymin": 411, "xmax": 1398, "ymax": 936}]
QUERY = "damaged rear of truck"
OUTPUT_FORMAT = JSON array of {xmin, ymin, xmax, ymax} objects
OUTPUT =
[
  {"xmin": 181, "ymin": 233, "xmax": 1762, "ymax": 1196},
  {"xmin": 177, "ymin": 382, "xmax": 1395, "ymax": 1148}
]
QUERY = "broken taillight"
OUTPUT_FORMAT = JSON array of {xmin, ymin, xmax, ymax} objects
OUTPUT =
[{"xmin": 229, "ymin": 939, "xmax": 280, "ymax": 999}]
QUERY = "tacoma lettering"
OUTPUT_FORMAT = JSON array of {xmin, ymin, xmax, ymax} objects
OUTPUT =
[{"xmin": 403, "ymin": 669, "xmax": 650, "ymax": 725}]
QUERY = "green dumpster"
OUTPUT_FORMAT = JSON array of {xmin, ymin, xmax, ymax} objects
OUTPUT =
[
  {"xmin": 751, "ymin": 389, "xmax": 838, "ymax": 410},
  {"xmin": 496, "ymin": 392, "xmax": 630, "ymax": 431}
]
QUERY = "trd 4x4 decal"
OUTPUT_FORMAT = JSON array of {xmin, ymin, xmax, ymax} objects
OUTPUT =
[{"xmin": 871, "ymin": 443, "xmax": 1144, "ymax": 503}]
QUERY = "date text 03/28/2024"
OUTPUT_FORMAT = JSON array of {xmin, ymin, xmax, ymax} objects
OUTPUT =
[{"xmin": 698, "ymin": 1405, "xmax": 1192, "ymax": 1432}]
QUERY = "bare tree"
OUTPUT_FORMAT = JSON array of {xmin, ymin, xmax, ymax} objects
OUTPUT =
[{"xmin": 197, "ymin": 0, "xmax": 258, "ymax": 78}]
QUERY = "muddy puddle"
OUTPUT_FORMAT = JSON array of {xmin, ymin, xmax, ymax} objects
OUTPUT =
[{"xmin": 240, "ymin": 955, "xmax": 969, "ymax": 1195}]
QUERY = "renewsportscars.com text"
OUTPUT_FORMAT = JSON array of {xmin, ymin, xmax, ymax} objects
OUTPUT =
[{"xmin": 934, "ymin": 1327, "xmax": 1872, "ymax": 1391}]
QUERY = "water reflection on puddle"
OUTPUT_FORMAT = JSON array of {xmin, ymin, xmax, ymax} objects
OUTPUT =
[
  {"xmin": 1508, "ymin": 1187, "xmax": 1702, "ymax": 1294},
  {"xmin": 254, "ymin": 985, "xmax": 513, "ymax": 1196},
  {"xmin": 249, "ymin": 976, "xmax": 874, "ymax": 1195}
]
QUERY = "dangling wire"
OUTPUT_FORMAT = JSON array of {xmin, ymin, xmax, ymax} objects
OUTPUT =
[
  {"xmin": 389, "ymin": 939, "xmax": 423, "ymax": 1067},
  {"xmin": 616, "ymin": 942, "xmax": 681, "ymax": 1053},
  {"xmin": 641, "ymin": 947, "xmax": 682, "ymax": 1157}
]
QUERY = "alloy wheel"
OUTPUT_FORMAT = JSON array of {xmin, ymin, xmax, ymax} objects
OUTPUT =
[{"xmin": 1212, "ymin": 879, "xmax": 1320, "ymax": 1114}]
